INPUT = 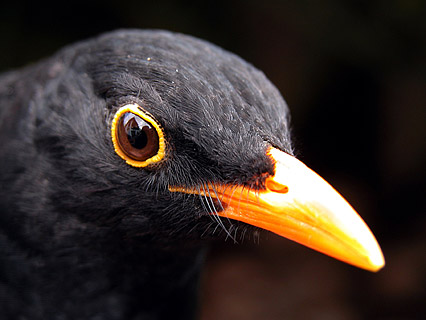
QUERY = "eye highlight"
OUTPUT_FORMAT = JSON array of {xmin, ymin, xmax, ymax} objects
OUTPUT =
[{"xmin": 111, "ymin": 104, "xmax": 165, "ymax": 167}]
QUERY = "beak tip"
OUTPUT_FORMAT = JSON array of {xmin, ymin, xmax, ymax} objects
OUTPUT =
[
  {"xmin": 357, "ymin": 240, "xmax": 385, "ymax": 272},
  {"xmin": 369, "ymin": 251, "xmax": 385, "ymax": 272}
]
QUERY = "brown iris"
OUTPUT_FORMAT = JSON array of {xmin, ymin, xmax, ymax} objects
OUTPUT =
[{"xmin": 116, "ymin": 112, "xmax": 159, "ymax": 161}]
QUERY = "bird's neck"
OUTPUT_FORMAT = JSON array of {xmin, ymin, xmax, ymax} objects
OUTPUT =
[{"xmin": 0, "ymin": 226, "xmax": 206, "ymax": 320}]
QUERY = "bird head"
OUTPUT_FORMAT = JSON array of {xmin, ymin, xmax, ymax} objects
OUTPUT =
[{"xmin": 26, "ymin": 30, "xmax": 384, "ymax": 271}]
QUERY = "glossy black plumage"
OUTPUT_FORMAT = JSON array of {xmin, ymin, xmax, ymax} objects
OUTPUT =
[{"xmin": 0, "ymin": 30, "xmax": 293, "ymax": 319}]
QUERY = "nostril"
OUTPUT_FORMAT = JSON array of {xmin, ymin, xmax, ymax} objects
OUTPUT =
[{"xmin": 266, "ymin": 179, "xmax": 289, "ymax": 194}]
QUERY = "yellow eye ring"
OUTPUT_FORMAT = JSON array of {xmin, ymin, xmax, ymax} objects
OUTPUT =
[{"xmin": 111, "ymin": 104, "xmax": 166, "ymax": 167}]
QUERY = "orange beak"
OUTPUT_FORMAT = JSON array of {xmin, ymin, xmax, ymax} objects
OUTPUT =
[{"xmin": 170, "ymin": 147, "xmax": 385, "ymax": 272}]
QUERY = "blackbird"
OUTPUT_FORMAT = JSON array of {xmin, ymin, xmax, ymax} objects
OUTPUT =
[{"xmin": 0, "ymin": 30, "xmax": 384, "ymax": 319}]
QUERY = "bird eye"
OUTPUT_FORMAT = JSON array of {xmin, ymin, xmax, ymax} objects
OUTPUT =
[
  {"xmin": 117, "ymin": 112, "xmax": 159, "ymax": 160},
  {"xmin": 111, "ymin": 104, "xmax": 166, "ymax": 167}
]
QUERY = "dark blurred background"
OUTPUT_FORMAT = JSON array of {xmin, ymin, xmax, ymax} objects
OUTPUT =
[{"xmin": 1, "ymin": 0, "xmax": 425, "ymax": 319}]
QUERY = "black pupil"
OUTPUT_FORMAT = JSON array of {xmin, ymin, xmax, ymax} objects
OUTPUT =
[{"xmin": 123, "ymin": 113, "xmax": 150, "ymax": 149}]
